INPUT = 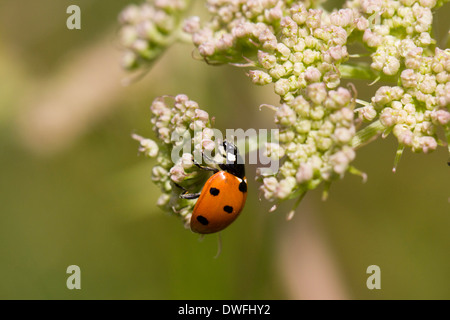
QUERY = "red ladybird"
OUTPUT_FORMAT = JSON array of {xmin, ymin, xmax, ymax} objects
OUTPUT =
[{"xmin": 179, "ymin": 141, "xmax": 247, "ymax": 234}]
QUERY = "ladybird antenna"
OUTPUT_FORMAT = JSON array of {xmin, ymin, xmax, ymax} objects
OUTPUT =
[{"xmin": 214, "ymin": 232, "xmax": 222, "ymax": 259}]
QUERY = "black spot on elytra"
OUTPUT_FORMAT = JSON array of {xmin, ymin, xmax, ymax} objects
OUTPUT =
[
  {"xmin": 223, "ymin": 205, "xmax": 233, "ymax": 214},
  {"xmin": 238, "ymin": 180, "xmax": 247, "ymax": 193},
  {"xmin": 209, "ymin": 187, "xmax": 220, "ymax": 196},
  {"xmin": 197, "ymin": 215, "xmax": 209, "ymax": 225}
]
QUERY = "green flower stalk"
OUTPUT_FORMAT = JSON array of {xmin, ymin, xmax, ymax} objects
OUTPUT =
[{"xmin": 120, "ymin": 0, "xmax": 449, "ymax": 221}]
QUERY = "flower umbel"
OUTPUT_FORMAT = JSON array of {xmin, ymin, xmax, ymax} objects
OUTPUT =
[
  {"xmin": 118, "ymin": 0, "xmax": 191, "ymax": 69},
  {"xmin": 133, "ymin": 94, "xmax": 218, "ymax": 227},
  {"xmin": 122, "ymin": 0, "xmax": 450, "ymax": 220},
  {"xmin": 260, "ymin": 83, "xmax": 357, "ymax": 205}
]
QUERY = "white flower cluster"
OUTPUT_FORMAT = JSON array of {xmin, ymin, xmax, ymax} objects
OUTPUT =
[
  {"xmin": 347, "ymin": 0, "xmax": 447, "ymax": 75},
  {"xmin": 348, "ymin": 0, "xmax": 450, "ymax": 153},
  {"xmin": 376, "ymin": 55, "xmax": 449, "ymax": 153},
  {"xmin": 261, "ymin": 83, "xmax": 357, "ymax": 201},
  {"xmin": 185, "ymin": 1, "xmax": 359, "ymax": 101},
  {"xmin": 134, "ymin": 94, "xmax": 215, "ymax": 226},
  {"xmin": 118, "ymin": 0, "xmax": 189, "ymax": 69}
]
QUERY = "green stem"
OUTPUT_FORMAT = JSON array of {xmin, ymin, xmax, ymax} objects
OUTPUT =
[
  {"xmin": 348, "ymin": 166, "xmax": 368, "ymax": 182},
  {"xmin": 445, "ymin": 127, "xmax": 450, "ymax": 166},
  {"xmin": 339, "ymin": 62, "xmax": 397, "ymax": 83},
  {"xmin": 339, "ymin": 62, "xmax": 376, "ymax": 81},
  {"xmin": 352, "ymin": 120, "xmax": 385, "ymax": 148},
  {"xmin": 392, "ymin": 145, "xmax": 405, "ymax": 173},
  {"xmin": 287, "ymin": 191, "xmax": 307, "ymax": 220}
]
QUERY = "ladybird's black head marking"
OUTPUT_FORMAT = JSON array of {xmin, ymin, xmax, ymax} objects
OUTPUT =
[
  {"xmin": 223, "ymin": 205, "xmax": 233, "ymax": 214},
  {"xmin": 197, "ymin": 215, "xmax": 209, "ymax": 225},
  {"xmin": 219, "ymin": 141, "xmax": 245, "ymax": 179},
  {"xmin": 238, "ymin": 180, "xmax": 247, "ymax": 193},
  {"xmin": 209, "ymin": 187, "xmax": 220, "ymax": 196}
]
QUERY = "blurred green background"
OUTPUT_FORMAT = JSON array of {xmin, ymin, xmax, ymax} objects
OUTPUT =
[{"xmin": 0, "ymin": 0, "xmax": 449, "ymax": 300}]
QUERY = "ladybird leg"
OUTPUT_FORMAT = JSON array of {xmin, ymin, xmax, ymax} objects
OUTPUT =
[
  {"xmin": 173, "ymin": 182, "xmax": 187, "ymax": 192},
  {"xmin": 193, "ymin": 161, "xmax": 219, "ymax": 173},
  {"xmin": 173, "ymin": 182, "xmax": 201, "ymax": 199},
  {"xmin": 179, "ymin": 192, "xmax": 201, "ymax": 200}
]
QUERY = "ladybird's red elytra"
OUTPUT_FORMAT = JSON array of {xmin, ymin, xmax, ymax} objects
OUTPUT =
[
  {"xmin": 179, "ymin": 141, "xmax": 247, "ymax": 234},
  {"xmin": 191, "ymin": 171, "xmax": 248, "ymax": 234}
]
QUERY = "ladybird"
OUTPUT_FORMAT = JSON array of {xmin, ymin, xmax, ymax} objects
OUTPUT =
[{"xmin": 179, "ymin": 141, "xmax": 247, "ymax": 234}]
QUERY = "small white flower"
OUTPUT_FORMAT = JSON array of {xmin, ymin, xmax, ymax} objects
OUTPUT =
[
  {"xmin": 357, "ymin": 105, "xmax": 377, "ymax": 122},
  {"xmin": 141, "ymin": 138, "xmax": 159, "ymax": 157},
  {"xmin": 248, "ymin": 70, "xmax": 273, "ymax": 85},
  {"xmin": 183, "ymin": 16, "xmax": 200, "ymax": 34},
  {"xmin": 431, "ymin": 109, "xmax": 450, "ymax": 125},
  {"xmin": 296, "ymin": 163, "xmax": 314, "ymax": 183},
  {"xmin": 264, "ymin": 142, "xmax": 285, "ymax": 159},
  {"xmin": 334, "ymin": 127, "xmax": 354, "ymax": 144},
  {"xmin": 274, "ymin": 78, "xmax": 291, "ymax": 96},
  {"xmin": 275, "ymin": 177, "xmax": 297, "ymax": 199},
  {"xmin": 261, "ymin": 177, "xmax": 279, "ymax": 200},
  {"xmin": 304, "ymin": 66, "xmax": 322, "ymax": 83},
  {"xmin": 383, "ymin": 56, "xmax": 400, "ymax": 75},
  {"xmin": 157, "ymin": 194, "xmax": 170, "ymax": 207}
]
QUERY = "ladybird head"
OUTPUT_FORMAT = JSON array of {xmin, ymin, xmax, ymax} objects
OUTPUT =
[{"xmin": 218, "ymin": 141, "xmax": 245, "ymax": 179}]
